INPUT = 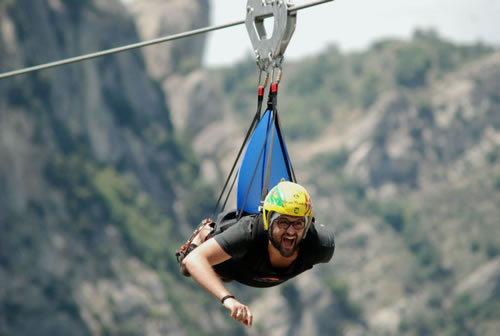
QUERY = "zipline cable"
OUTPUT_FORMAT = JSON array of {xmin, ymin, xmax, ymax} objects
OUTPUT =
[
  {"xmin": 0, "ymin": 0, "xmax": 335, "ymax": 80},
  {"xmin": 0, "ymin": 20, "xmax": 244, "ymax": 80}
]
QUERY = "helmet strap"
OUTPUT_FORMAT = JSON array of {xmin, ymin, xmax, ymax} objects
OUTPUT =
[
  {"xmin": 266, "ymin": 211, "xmax": 278, "ymax": 241},
  {"xmin": 269, "ymin": 212, "xmax": 280, "ymax": 227}
]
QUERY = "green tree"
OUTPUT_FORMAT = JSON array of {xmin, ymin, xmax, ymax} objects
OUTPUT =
[{"xmin": 395, "ymin": 46, "xmax": 432, "ymax": 87}]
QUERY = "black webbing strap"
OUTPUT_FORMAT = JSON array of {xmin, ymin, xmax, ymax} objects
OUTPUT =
[
  {"xmin": 274, "ymin": 108, "xmax": 297, "ymax": 183},
  {"xmin": 260, "ymin": 82, "xmax": 279, "ymax": 202},
  {"xmin": 212, "ymin": 85, "xmax": 265, "ymax": 218},
  {"xmin": 221, "ymin": 165, "xmax": 238, "ymax": 214}
]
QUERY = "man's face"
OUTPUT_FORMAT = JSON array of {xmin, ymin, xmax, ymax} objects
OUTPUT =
[{"xmin": 270, "ymin": 214, "xmax": 306, "ymax": 257}]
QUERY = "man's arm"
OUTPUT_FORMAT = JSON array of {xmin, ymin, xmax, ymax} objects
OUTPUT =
[{"xmin": 182, "ymin": 238, "xmax": 253, "ymax": 327}]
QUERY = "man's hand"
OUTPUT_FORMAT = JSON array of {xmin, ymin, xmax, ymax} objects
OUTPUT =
[
  {"xmin": 183, "ymin": 239, "xmax": 253, "ymax": 327},
  {"xmin": 223, "ymin": 297, "xmax": 253, "ymax": 327}
]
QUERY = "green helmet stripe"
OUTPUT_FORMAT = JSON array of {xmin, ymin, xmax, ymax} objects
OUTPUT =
[{"xmin": 268, "ymin": 189, "xmax": 284, "ymax": 207}]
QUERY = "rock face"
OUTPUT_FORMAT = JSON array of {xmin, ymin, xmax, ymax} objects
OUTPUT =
[
  {"xmin": 128, "ymin": 0, "xmax": 236, "ymax": 186},
  {"xmin": 454, "ymin": 256, "xmax": 500, "ymax": 302},
  {"xmin": 353, "ymin": 54, "xmax": 500, "ymax": 193},
  {"xmin": 0, "ymin": 1, "xmax": 214, "ymax": 335},
  {"xmin": 0, "ymin": 0, "xmax": 174, "ymax": 195},
  {"xmin": 128, "ymin": 0, "xmax": 209, "ymax": 81},
  {"xmin": 308, "ymin": 52, "xmax": 500, "ymax": 334}
]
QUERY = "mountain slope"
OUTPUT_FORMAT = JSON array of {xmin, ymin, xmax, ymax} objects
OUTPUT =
[
  {"xmin": 204, "ymin": 32, "xmax": 500, "ymax": 335},
  {"xmin": 0, "ymin": 1, "xmax": 223, "ymax": 335}
]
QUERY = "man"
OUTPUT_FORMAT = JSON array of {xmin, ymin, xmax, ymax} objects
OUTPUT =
[{"xmin": 176, "ymin": 181, "xmax": 335, "ymax": 327}]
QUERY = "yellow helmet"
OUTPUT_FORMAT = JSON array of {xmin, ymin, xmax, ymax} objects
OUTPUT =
[{"xmin": 262, "ymin": 181, "xmax": 313, "ymax": 235}]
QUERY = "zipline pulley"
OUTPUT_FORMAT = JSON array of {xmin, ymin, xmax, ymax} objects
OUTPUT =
[{"xmin": 245, "ymin": 0, "xmax": 297, "ymax": 74}]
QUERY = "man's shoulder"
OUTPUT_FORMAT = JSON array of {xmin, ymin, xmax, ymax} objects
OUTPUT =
[
  {"xmin": 214, "ymin": 212, "xmax": 265, "ymax": 240},
  {"xmin": 302, "ymin": 222, "xmax": 335, "ymax": 264},
  {"xmin": 308, "ymin": 222, "xmax": 335, "ymax": 247},
  {"xmin": 213, "ymin": 213, "xmax": 265, "ymax": 258},
  {"xmin": 239, "ymin": 214, "xmax": 266, "ymax": 239}
]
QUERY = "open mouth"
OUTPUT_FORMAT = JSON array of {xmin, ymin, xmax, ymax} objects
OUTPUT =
[{"xmin": 282, "ymin": 236, "xmax": 296, "ymax": 249}]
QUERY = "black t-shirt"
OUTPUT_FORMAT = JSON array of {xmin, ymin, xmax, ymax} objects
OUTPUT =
[{"xmin": 212, "ymin": 214, "xmax": 335, "ymax": 288}]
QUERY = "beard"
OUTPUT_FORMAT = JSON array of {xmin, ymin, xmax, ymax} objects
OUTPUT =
[{"xmin": 270, "ymin": 231, "xmax": 300, "ymax": 258}]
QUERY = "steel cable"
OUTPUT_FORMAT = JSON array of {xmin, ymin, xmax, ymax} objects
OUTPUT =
[{"xmin": 0, "ymin": 0, "xmax": 335, "ymax": 80}]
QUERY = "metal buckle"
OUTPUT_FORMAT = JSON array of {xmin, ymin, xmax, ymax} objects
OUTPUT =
[{"xmin": 246, "ymin": 0, "xmax": 297, "ymax": 72}]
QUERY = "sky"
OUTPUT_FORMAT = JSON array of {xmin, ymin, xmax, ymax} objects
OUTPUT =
[{"xmin": 204, "ymin": 0, "xmax": 500, "ymax": 67}]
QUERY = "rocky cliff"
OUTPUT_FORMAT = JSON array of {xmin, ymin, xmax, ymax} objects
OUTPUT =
[
  {"xmin": 127, "ymin": 0, "xmax": 224, "ymax": 137},
  {"xmin": 313, "ymin": 50, "xmax": 500, "ymax": 334},
  {"xmin": 127, "ymin": 0, "xmax": 239, "ymax": 188},
  {"xmin": 0, "ymin": 0, "xmax": 225, "ymax": 335}
]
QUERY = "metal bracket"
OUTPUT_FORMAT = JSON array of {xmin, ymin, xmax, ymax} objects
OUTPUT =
[{"xmin": 246, "ymin": 0, "xmax": 297, "ymax": 72}]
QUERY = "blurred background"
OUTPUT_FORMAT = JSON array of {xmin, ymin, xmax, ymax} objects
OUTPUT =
[
  {"xmin": 205, "ymin": 0, "xmax": 500, "ymax": 66},
  {"xmin": 1, "ymin": 0, "xmax": 499, "ymax": 335}
]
